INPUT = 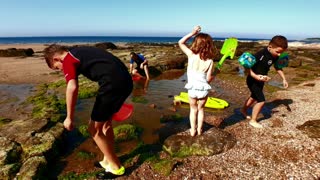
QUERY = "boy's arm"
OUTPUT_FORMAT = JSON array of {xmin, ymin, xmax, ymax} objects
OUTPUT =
[
  {"xmin": 276, "ymin": 69, "xmax": 288, "ymax": 88},
  {"xmin": 249, "ymin": 69, "xmax": 260, "ymax": 80},
  {"xmin": 64, "ymin": 79, "xmax": 78, "ymax": 131},
  {"xmin": 129, "ymin": 63, "xmax": 133, "ymax": 74}
]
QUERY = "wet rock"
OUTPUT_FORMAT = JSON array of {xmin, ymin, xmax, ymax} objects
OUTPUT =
[
  {"xmin": 149, "ymin": 104, "xmax": 157, "ymax": 108},
  {"xmin": 94, "ymin": 42, "xmax": 117, "ymax": 50},
  {"xmin": 0, "ymin": 118, "xmax": 49, "ymax": 145},
  {"xmin": 0, "ymin": 48, "xmax": 34, "ymax": 57},
  {"xmin": 132, "ymin": 96, "xmax": 148, "ymax": 104},
  {"xmin": 0, "ymin": 118, "xmax": 12, "ymax": 126},
  {"xmin": 205, "ymin": 115, "xmax": 225, "ymax": 127},
  {"xmin": 289, "ymin": 56, "xmax": 303, "ymax": 67},
  {"xmin": 155, "ymin": 55, "xmax": 187, "ymax": 71},
  {"xmin": 163, "ymin": 127, "xmax": 236, "ymax": 157},
  {"xmin": 0, "ymin": 163, "xmax": 21, "ymax": 179},
  {"xmin": 22, "ymin": 123, "xmax": 64, "ymax": 160},
  {"xmin": 0, "ymin": 137, "xmax": 22, "ymax": 179},
  {"xmin": 16, "ymin": 156, "xmax": 47, "ymax": 179},
  {"xmin": 114, "ymin": 124, "xmax": 142, "ymax": 142},
  {"xmin": 160, "ymin": 114, "xmax": 184, "ymax": 123},
  {"xmin": 0, "ymin": 137, "xmax": 22, "ymax": 165},
  {"xmin": 296, "ymin": 119, "xmax": 320, "ymax": 138},
  {"xmin": 168, "ymin": 106, "xmax": 177, "ymax": 112},
  {"xmin": 151, "ymin": 159, "xmax": 179, "ymax": 176},
  {"xmin": 0, "ymin": 122, "xmax": 64, "ymax": 179},
  {"xmin": 303, "ymin": 83, "xmax": 316, "ymax": 87}
]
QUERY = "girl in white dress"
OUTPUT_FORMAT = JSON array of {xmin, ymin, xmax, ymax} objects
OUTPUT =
[{"xmin": 178, "ymin": 26, "xmax": 216, "ymax": 136}]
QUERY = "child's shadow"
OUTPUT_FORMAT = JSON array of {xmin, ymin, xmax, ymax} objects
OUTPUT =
[{"xmin": 219, "ymin": 98, "xmax": 293, "ymax": 128}]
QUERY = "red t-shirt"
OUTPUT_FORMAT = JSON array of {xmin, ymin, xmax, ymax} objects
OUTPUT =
[{"xmin": 62, "ymin": 52, "xmax": 80, "ymax": 83}]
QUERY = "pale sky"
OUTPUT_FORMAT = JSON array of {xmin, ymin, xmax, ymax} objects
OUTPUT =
[{"xmin": 0, "ymin": 0, "xmax": 318, "ymax": 39}]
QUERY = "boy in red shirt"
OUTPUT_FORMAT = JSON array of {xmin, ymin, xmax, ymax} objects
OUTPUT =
[{"xmin": 44, "ymin": 44, "xmax": 133, "ymax": 177}]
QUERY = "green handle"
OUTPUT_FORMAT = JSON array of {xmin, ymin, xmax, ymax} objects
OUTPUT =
[{"xmin": 216, "ymin": 53, "xmax": 229, "ymax": 70}]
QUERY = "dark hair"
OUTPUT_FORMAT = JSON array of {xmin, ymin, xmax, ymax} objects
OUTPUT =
[
  {"xmin": 190, "ymin": 33, "xmax": 216, "ymax": 60},
  {"xmin": 130, "ymin": 52, "xmax": 136, "ymax": 56},
  {"xmin": 269, "ymin": 35, "xmax": 288, "ymax": 49},
  {"xmin": 43, "ymin": 44, "xmax": 68, "ymax": 68},
  {"xmin": 130, "ymin": 52, "xmax": 139, "ymax": 61}
]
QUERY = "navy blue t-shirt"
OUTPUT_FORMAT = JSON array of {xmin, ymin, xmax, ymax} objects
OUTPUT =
[{"xmin": 251, "ymin": 47, "xmax": 281, "ymax": 75}]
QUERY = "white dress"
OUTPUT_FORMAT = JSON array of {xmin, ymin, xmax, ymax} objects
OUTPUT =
[{"xmin": 184, "ymin": 55, "xmax": 212, "ymax": 98}]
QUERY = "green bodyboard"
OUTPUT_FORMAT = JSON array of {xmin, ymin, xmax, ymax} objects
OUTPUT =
[{"xmin": 174, "ymin": 92, "xmax": 229, "ymax": 109}]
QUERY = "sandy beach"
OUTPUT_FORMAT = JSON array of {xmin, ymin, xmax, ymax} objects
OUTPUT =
[{"xmin": 0, "ymin": 42, "xmax": 319, "ymax": 179}]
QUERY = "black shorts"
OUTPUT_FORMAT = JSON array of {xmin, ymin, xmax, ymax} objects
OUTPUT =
[
  {"xmin": 246, "ymin": 76, "xmax": 265, "ymax": 102},
  {"xmin": 91, "ymin": 78, "xmax": 133, "ymax": 122},
  {"xmin": 135, "ymin": 66, "xmax": 146, "ymax": 76}
]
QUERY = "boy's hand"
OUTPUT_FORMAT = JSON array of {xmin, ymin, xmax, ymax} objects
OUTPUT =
[
  {"xmin": 140, "ymin": 64, "xmax": 144, "ymax": 69},
  {"xmin": 257, "ymin": 75, "xmax": 271, "ymax": 82},
  {"xmin": 63, "ymin": 117, "xmax": 74, "ymax": 131},
  {"xmin": 283, "ymin": 79, "xmax": 288, "ymax": 88}
]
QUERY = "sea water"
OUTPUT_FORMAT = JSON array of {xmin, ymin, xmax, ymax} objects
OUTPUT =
[{"xmin": 0, "ymin": 36, "xmax": 318, "ymax": 44}]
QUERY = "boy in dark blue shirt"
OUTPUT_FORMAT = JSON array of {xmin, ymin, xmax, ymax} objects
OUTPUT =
[
  {"xmin": 129, "ymin": 52, "xmax": 150, "ymax": 79},
  {"xmin": 241, "ymin": 35, "xmax": 288, "ymax": 128}
]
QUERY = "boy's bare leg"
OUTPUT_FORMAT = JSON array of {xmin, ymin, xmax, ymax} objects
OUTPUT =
[
  {"xmin": 197, "ymin": 97, "xmax": 208, "ymax": 135},
  {"xmin": 189, "ymin": 97, "xmax": 198, "ymax": 136},
  {"xmin": 89, "ymin": 120, "xmax": 121, "ymax": 170},
  {"xmin": 143, "ymin": 65, "xmax": 150, "ymax": 80},
  {"xmin": 249, "ymin": 101, "xmax": 264, "ymax": 128},
  {"xmin": 241, "ymin": 97, "xmax": 256, "ymax": 119},
  {"xmin": 143, "ymin": 79, "xmax": 149, "ymax": 93}
]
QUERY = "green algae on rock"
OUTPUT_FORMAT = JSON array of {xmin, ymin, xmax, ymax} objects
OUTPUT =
[
  {"xmin": 163, "ymin": 127, "xmax": 236, "ymax": 157},
  {"xmin": 114, "ymin": 124, "xmax": 143, "ymax": 142}
]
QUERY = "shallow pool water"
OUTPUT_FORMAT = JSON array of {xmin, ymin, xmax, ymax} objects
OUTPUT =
[
  {"xmin": 0, "ymin": 84, "xmax": 34, "ymax": 119},
  {"xmin": 0, "ymin": 70, "xmax": 277, "ymax": 177}
]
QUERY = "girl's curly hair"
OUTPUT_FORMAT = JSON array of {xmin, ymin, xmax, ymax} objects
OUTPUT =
[{"xmin": 190, "ymin": 33, "xmax": 217, "ymax": 60}]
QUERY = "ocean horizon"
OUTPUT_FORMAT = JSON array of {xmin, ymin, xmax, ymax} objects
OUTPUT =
[{"xmin": 0, "ymin": 36, "xmax": 319, "ymax": 46}]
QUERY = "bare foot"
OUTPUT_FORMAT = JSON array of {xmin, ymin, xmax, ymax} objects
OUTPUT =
[
  {"xmin": 249, "ymin": 120, "xmax": 263, "ymax": 128},
  {"xmin": 197, "ymin": 128, "xmax": 202, "ymax": 136},
  {"xmin": 190, "ymin": 128, "xmax": 196, "ymax": 136}
]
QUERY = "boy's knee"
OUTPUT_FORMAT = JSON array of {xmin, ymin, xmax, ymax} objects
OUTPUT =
[
  {"xmin": 102, "ymin": 121, "xmax": 112, "ymax": 134},
  {"xmin": 88, "ymin": 125, "xmax": 97, "ymax": 136},
  {"xmin": 88, "ymin": 123, "xmax": 105, "ymax": 136}
]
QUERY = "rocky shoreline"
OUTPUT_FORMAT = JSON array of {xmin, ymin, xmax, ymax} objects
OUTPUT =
[{"xmin": 0, "ymin": 41, "xmax": 319, "ymax": 179}]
